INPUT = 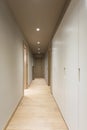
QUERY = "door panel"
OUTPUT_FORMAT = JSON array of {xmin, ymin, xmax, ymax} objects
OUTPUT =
[{"xmin": 33, "ymin": 58, "xmax": 44, "ymax": 79}]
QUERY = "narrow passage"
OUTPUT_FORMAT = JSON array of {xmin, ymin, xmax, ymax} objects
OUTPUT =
[{"xmin": 6, "ymin": 79, "xmax": 68, "ymax": 130}]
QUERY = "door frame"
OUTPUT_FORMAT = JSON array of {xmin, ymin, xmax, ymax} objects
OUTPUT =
[{"xmin": 23, "ymin": 42, "xmax": 28, "ymax": 89}]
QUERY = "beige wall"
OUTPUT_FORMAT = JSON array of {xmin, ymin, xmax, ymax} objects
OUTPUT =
[
  {"xmin": 28, "ymin": 47, "xmax": 33, "ymax": 85},
  {"xmin": 51, "ymin": 0, "xmax": 87, "ymax": 130},
  {"xmin": 44, "ymin": 52, "xmax": 48, "ymax": 84},
  {"xmin": 0, "ymin": 0, "xmax": 25, "ymax": 129},
  {"xmin": 24, "ymin": 44, "xmax": 28, "ymax": 88},
  {"xmin": 44, "ymin": 46, "xmax": 52, "ymax": 87},
  {"xmin": 48, "ymin": 46, "xmax": 52, "ymax": 87}
]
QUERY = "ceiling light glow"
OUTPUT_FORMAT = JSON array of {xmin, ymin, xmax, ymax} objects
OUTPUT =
[
  {"xmin": 36, "ymin": 28, "xmax": 40, "ymax": 31},
  {"xmin": 37, "ymin": 41, "xmax": 40, "ymax": 44}
]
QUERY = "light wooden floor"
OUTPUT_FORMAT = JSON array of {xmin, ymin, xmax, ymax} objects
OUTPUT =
[{"xmin": 6, "ymin": 79, "xmax": 68, "ymax": 130}]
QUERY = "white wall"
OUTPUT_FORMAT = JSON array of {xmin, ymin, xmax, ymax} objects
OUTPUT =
[
  {"xmin": 51, "ymin": 0, "xmax": 87, "ymax": 130},
  {"xmin": 0, "ymin": 1, "xmax": 24, "ymax": 129},
  {"xmin": 28, "ymin": 48, "xmax": 33, "ymax": 85},
  {"xmin": 51, "ymin": 46, "xmax": 63, "ymax": 98},
  {"xmin": 45, "ymin": 53, "xmax": 48, "ymax": 84}
]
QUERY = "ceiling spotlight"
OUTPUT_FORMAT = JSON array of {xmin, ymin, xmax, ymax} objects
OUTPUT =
[
  {"xmin": 36, "ymin": 28, "xmax": 40, "ymax": 31},
  {"xmin": 37, "ymin": 41, "xmax": 40, "ymax": 45},
  {"xmin": 38, "ymin": 48, "xmax": 40, "ymax": 50}
]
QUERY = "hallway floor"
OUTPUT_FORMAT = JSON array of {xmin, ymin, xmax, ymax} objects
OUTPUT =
[{"xmin": 6, "ymin": 79, "xmax": 68, "ymax": 130}]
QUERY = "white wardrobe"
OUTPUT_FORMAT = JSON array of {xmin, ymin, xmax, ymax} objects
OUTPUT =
[{"xmin": 51, "ymin": 0, "xmax": 87, "ymax": 130}]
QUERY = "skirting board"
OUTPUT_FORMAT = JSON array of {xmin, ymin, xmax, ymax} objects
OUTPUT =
[
  {"xmin": 4, "ymin": 96, "xmax": 23, "ymax": 130},
  {"xmin": 52, "ymin": 95, "xmax": 69, "ymax": 130}
]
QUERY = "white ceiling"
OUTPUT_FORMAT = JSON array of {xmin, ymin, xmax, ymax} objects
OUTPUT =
[{"xmin": 6, "ymin": 0, "xmax": 70, "ymax": 54}]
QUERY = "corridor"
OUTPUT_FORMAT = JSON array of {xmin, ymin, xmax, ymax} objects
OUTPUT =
[
  {"xmin": 1, "ymin": 0, "xmax": 87, "ymax": 129},
  {"xmin": 6, "ymin": 79, "xmax": 68, "ymax": 130}
]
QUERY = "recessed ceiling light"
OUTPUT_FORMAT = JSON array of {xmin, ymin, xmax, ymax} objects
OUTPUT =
[
  {"xmin": 36, "ymin": 28, "xmax": 40, "ymax": 31},
  {"xmin": 37, "ymin": 41, "xmax": 40, "ymax": 45},
  {"xmin": 38, "ymin": 48, "xmax": 40, "ymax": 50}
]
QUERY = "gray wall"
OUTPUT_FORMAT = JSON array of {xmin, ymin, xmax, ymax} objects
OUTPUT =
[{"xmin": 0, "ymin": 0, "xmax": 24, "ymax": 129}]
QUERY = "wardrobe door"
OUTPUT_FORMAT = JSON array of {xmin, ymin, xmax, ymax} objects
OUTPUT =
[{"xmin": 79, "ymin": 0, "xmax": 87, "ymax": 129}]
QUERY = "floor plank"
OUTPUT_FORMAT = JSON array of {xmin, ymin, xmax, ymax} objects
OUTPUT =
[{"xmin": 6, "ymin": 79, "xmax": 68, "ymax": 130}]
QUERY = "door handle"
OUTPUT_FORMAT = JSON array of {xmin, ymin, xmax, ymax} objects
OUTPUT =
[{"xmin": 78, "ymin": 68, "xmax": 80, "ymax": 81}]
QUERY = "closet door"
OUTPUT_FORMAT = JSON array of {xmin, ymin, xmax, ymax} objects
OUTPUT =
[
  {"xmin": 79, "ymin": 0, "xmax": 87, "ymax": 129},
  {"xmin": 62, "ymin": 1, "xmax": 79, "ymax": 130}
]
